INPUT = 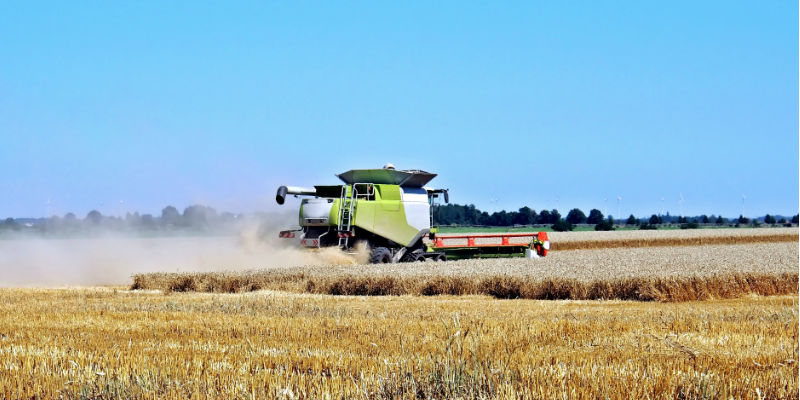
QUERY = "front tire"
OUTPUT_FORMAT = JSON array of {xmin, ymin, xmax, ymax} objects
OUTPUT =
[{"xmin": 369, "ymin": 247, "xmax": 393, "ymax": 264}]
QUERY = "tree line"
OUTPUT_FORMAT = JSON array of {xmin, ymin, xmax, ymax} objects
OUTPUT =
[
  {"xmin": 434, "ymin": 204, "xmax": 799, "ymax": 231},
  {"xmin": 0, "ymin": 205, "xmax": 244, "ymax": 236},
  {"xmin": 1, "ymin": 203, "xmax": 797, "ymax": 235}
]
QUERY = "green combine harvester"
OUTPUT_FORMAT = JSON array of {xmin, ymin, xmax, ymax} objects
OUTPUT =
[{"xmin": 276, "ymin": 165, "xmax": 550, "ymax": 263}]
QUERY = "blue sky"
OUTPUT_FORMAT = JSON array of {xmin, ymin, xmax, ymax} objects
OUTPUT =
[{"xmin": 1, "ymin": 1, "xmax": 797, "ymax": 219}]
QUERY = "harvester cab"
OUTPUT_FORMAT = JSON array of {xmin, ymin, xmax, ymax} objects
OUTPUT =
[{"xmin": 276, "ymin": 166, "xmax": 550, "ymax": 263}]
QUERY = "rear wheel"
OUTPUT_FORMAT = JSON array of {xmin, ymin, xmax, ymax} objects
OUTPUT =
[
  {"xmin": 401, "ymin": 249, "xmax": 424, "ymax": 262},
  {"xmin": 434, "ymin": 254, "xmax": 447, "ymax": 262},
  {"xmin": 369, "ymin": 247, "xmax": 393, "ymax": 264}
]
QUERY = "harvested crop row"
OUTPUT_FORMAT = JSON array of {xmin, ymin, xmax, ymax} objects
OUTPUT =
[{"xmin": 132, "ymin": 242, "xmax": 799, "ymax": 301}]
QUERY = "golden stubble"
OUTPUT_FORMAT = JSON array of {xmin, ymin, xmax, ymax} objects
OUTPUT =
[{"xmin": 0, "ymin": 288, "xmax": 796, "ymax": 399}]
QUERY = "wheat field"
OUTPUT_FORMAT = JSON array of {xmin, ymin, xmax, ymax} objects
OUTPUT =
[
  {"xmin": 0, "ymin": 288, "xmax": 796, "ymax": 399},
  {"xmin": 133, "ymin": 242, "xmax": 799, "ymax": 301},
  {"xmin": 3, "ymin": 229, "xmax": 799, "ymax": 399}
]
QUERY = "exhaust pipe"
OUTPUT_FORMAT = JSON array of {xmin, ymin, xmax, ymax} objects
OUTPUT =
[{"xmin": 276, "ymin": 186, "xmax": 317, "ymax": 205}]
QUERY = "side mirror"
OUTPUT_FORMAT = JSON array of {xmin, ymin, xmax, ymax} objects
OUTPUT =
[{"xmin": 444, "ymin": 189, "xmax": 449, "ymax": 204}]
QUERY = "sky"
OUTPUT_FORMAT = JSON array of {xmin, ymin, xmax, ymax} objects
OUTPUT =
[{"xmin": 0, "ymin": 1, "xmax": 797, "ymax": 219}]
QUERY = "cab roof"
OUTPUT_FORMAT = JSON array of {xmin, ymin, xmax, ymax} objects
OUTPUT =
[{"xmin": 336, "ymin": 168, "xmax": 437, "ymax": 188}]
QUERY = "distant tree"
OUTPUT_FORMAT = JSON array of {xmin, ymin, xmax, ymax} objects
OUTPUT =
[
  {"xmin": 183, "ymin": 205, "xmax": 218, "ymax": 228},
  {"xmin": 536, "ymin": 210, "xmax": 552, "ymax": 224},
  {"xmin": 586, "ymin": 209, "xmax": 604, "ymax": 224},
  {"xmin": 764, "ymin": 214, "xmax": 777, "ymax": 224},
  {"xmin": 738, "ymin": 215, "xmax": 749, "ymax": 224},
  {"xmin": 566, "ymin": 208, "xmax": 587, "ymax": 225},
  {"xmin": 86, "ymin": 210, "xmax": 103, "ymax": 225},
  {"xmin": 550, "ymin": 209, "xmax": 561, "ymax": 223},
  {"xmin": 551, "ymin": 219, "xmax": 573, "ymax": 232},
  {"xmin": 125, "ymin": 212, "xmax": 142, "ymax": 228},
  {"xmin": 701, "ymin": 215, "xmax": 710, "ymax": 224},
  {"xmin": 625, "ymin": 214, "xmax": 638, "ymax": 225},
  {"xmin": 649, "ymin": 214, "xmax": 661, "ymax": 225},
  {"xmin": 61, "ymin": 212, "xmax": 79, "ymax": 230},
  {"xmin": 465, "ymin": 204, "xmax": 481, "ymax": 225},
  {"xmin": 639, "ymin": 222, "xmax": 657, "ymax": 230},
  {"xmin": 478, "ymin": 211, "xmax": 491, "ymax": 226},
  {"xmin": 715, "ymin": 215, "xmax": 724, "ymax": 225},
  {"xmin": 140, "ymin": 214, "xmax": 156, "ymax": 229},
  {"xmin": 44, "ymin": 215, "xmax": 62, "ymax": 232},
  {"xmin": 594, "ymin": 217, "xmax": 615, "ymax": 231},
  {"xmin": 161, "ymin": 206, "xmax": 181, "ymax": 227},
  {"xmin": 1, "ymin": 217, "xmax": 20, "ymax": 231},
  {"xmin": 677, "ymin": 216, "xmax": 687, "ymax": 224},
  {"xmin": 778, "ymin": 217, "xmax": 787, "ymax": 224},
  {"xmin": 793, "ymin": 215, "xmax": 799, "ymax": 224},
  {"xmin": 513, "ymin": 207, "xmax": 535, "ymax": 225}
]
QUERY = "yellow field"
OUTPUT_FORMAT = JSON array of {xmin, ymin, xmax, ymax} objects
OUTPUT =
[{"xmin": 0, "ymin": 288, "xmax": 797, "ymax": 399}]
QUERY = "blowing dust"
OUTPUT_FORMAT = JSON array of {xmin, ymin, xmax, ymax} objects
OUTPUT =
[{"xmin": 0, "ymin": 221, "xmax": 368, "ymax": 287}]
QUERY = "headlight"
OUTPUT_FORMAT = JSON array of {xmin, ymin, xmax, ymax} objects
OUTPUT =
[{"xmin": 543, "ymin": 241, "xmax": 550, "ymax": 250}]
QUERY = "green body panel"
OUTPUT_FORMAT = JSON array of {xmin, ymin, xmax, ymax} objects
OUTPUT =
[
  {"xmin": 329, "ymin": 199, "xmax": 340, "ymax": 226},
  {"xmin": 328, "ymin": 183, "xmax": 426, "ymax": 247},
  {"xmin": 299, "ymin": 203, "xmax": 304, "ymax": 226}
]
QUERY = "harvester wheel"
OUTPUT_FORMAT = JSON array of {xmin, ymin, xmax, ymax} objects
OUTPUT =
[
  {"xmin": 369, "ymin": 247, "xmax": 393, "ymax": 264},
  {"xmin": 401, "ymin": 250, "xmax": 424, "ymax": 263},
  {"xmin": 434, "ymin": 254, "xmax": 447, "ymax": 262}
]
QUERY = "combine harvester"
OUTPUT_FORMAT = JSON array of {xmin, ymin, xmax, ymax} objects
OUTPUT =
[{"xmin": 276, "ymin": 165, "xmax": 550, "ymax": 263}]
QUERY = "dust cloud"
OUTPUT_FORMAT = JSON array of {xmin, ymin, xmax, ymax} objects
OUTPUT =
[{"xmin": 0, "ymin": 219, "xmax": 368, "ymax": 287}]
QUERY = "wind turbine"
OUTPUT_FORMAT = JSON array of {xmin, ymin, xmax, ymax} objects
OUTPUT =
[
  {"xmin": 617, "ymin": 196, "xmax": 622, "ymax": 220},
  {"xmin": 741, "ymin": 194, "xmax": 746, "ymax": 217},
  {"xmin": 679, "ymin": 193, "xmax": 684, "ymax": 217}
]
